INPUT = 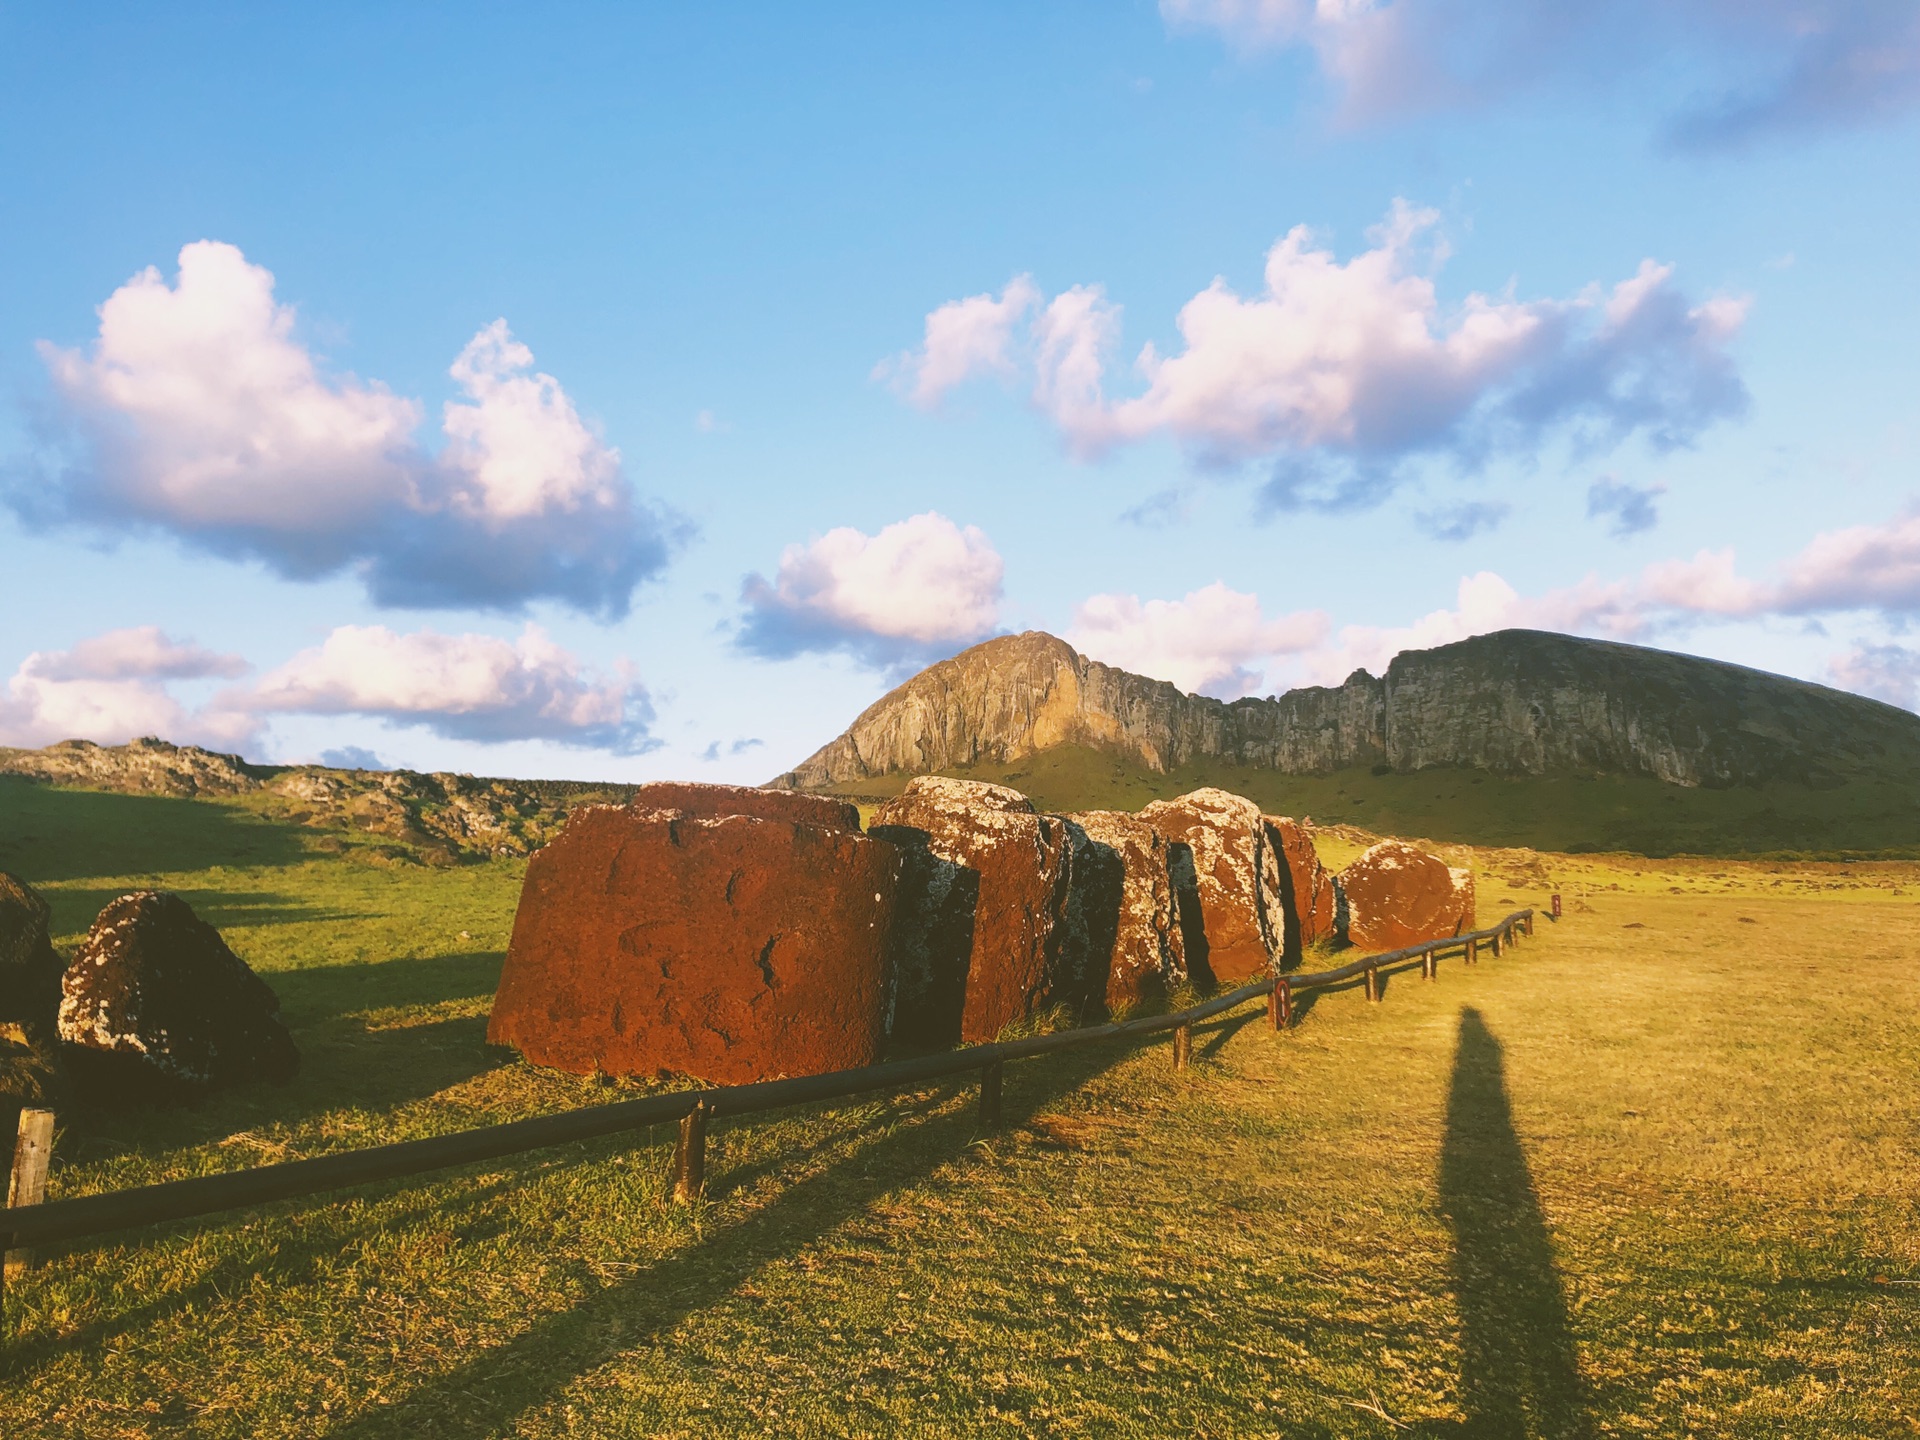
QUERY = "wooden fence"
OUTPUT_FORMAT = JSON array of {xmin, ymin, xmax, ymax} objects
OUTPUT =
[{"xmin": 1, "ymin": 908, "xmax": 1537, "ymax": 1311}]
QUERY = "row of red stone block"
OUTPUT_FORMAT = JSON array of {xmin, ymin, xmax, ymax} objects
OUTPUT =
[{"xmin": 486, "ymin": 777, "xmax": 1476, "ymax": 1087}]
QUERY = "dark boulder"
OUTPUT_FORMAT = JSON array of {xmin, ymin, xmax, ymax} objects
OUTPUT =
[
  {"xmin": 58, "ymin": 892, "xmax": 298, "ymax": 1103},
  {"xmin": 1, "ymin": 872, "xmax": 68, "ymax": 1124}
]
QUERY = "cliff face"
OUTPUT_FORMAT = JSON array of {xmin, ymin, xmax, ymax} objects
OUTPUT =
[{"xmin": 771, "ymin": 629, "xmax": 1920, "ymax": 791}]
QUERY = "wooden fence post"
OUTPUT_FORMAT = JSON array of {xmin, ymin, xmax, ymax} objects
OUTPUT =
[
  {"xmin": 1266, "ymin": 983, "xmax": 1281, "ymax": 1030},
  {"xmin": 1421, "ymin": 950, "xmax": 1435, "ymax": 981},
  {"xmin": 1172, "ymin": 1023, "xmax": 1192, "ymax": 1071},
  {"xmin": 978, "ymin": 1060, "xmax": 1004, "ymax": 1128},
  {"xmin": 1466, "ymin": 936, "xmax": 1477, "ymax": 965},
  {"xmin": 1364, "ymin": 966, "xmax": 1380, "ymax": 1002},
  {"xmin": 1277, "ymin": 977, "xmax": 1293, "ymax": 1028},
  {"xmin": 672, "ymin": 1100, "xmax": 708, "ymax": 1205},
  {"xmin": 6, "ymin": 1109, "xmax": 54, "ymax": 1280},
  {"xmin": 1526, "ymin": 912, "xmax": 1536, "ymax": 936},
  {"xmin": 1491, "ymin": 928, "xmax": 1504, "ymax": 958}
]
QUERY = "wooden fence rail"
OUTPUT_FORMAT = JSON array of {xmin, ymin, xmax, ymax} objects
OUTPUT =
[{"xmin": 1, "ymin": 909, "xmax": 1535, "ymax": 1300}]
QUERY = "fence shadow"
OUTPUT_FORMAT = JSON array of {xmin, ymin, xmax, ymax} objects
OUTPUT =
[
  {"xmin": 1433, "ymin": 1007, "xmax": 1590, "ymax": 1438},
  {"xmin": 319, "ymin": 1042, "xmax": 1127, "ymax": 1439}
]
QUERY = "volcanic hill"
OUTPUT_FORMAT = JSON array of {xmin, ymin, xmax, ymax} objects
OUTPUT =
[{"xmin": 771, "ymin": 630, "xmax": 1920, "ymax": 856}]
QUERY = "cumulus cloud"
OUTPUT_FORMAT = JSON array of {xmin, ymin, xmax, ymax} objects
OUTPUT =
[
  {"xmin": 246, "ymin": 624, "xmax": 654, "ymax": 751},
  {"xmin": 0, "ymin": 628, "xmax": 257, "ymax": 751},
  {"xmin": 1587, "ymin": 475, "xmax": 1665, "ymax": 536},
  {"xmin": 880, "ymin": 277, "xmax": 1040, "ymax": 407},
  {"xmin": 737, "ymin": 511, "xmax": 1005, "ymax": 670},
  {"xmin": 14, "ymin": 242, "xmax": 683, "ymax": 618},
  {"xmin": 1159, "ymin": 0, "xmax": 1920, "ymax": 144},
  {"xmin": 895, "ymin": 204, "xmax": 1747, "ymax": 509},
  {"xmin": 1068, "ymin": 582, "xmax": 1329, "ymax": 697}
]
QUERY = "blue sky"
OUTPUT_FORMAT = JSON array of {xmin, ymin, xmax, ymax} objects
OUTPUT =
[{"xmin": 2, "ymin": 2, "xmax": 1917, "ymax": 782}]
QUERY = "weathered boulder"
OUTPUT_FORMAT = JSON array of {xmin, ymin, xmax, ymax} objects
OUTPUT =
[
  {"xmin": 487, "ymin": 805, "xmax": 902, "ymax": 1084},
  {"xmin": 59, "ymin": 892, "xmax": 298, "ymax": 1102},
  {"xmin": 1263, "ymin": 817, "xmax": 1338, "ymax": 963},
  {"xmin": 0, "ymin": 871, "xmax": 64, "ymax": 1044},
  {"xmin": 1066, "ymin": 811, "xmax": 1187, "ymax": 1011},
  {"xmin": 1138, "ymin": 788, "xmax": 1278, "ymax": 985},
  {"xmin": 1339, "ymin": 840, "xmax": 1476, "ymax": 952},
  {"xmin": 870, "ymin": 777, "xmax": 1074, "ymax": 1044},
  {"xmin": 626, "ymin": 782, "xmax": 860, "ymax": 831},
  {"xmin": 0, "ymin": 872, "xmax": 67, "ymax": 1123}
]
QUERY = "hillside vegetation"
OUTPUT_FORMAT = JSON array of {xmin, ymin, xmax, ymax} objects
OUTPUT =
[
  {"xmin": 4, "ymin": 779, "xmax": 1920, "ymax": 1435},
  {"xmin": 818, "ymin": 744, "xmax": 1920, "ymax": 858}
]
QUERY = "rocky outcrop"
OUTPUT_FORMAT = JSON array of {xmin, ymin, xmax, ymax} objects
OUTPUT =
[
  {"xmin": 770, "ymin": 628, "xmax": 1920, "ymax": 792},
  {"xmin": 0, "ymin": 738, "xmax": 647, "ymax": 859},
  {"xmin": 1138, "ymin": 789, "xmax": 1280, "ymax": 985},
  {"xmin": 1067, "ymin": 811, "xmax": 1187, "ymax": 1011},
  {"xmin": 1339, "ymin": 841, "xmax": 1476, "ymax": 952},
  {"xmin": 59, "ymin": 892, "xmax": 299, "ymax": 1102},
  {"xmin": 487, "ymin": 804, "xmax": 902, "ymax": 1085},
  {"xmin": 0, "ymin": 737, "xmax": 260, "ymax": 796},
  {"xmin": 870, "ymin": 777, "xmax": 1078, "ymax": 1043},
  {"xmin": 1265, "ymin": 817, "xmax": 1338, "ymax": 962}
]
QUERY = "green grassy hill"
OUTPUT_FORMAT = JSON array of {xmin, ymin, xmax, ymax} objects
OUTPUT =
[{"xmin": 813, "ymin": 744, "xmax": 1920, "ymax": 858}]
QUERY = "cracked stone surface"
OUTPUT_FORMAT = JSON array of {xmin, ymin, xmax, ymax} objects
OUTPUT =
[
  {"xmin": 870, "ymin": 777, "xmax": 1075, "ymax": 1044},
  {"xmin": 1338, "ymin": 839, "xmax": 1477, "ymax": 952},
  {"xmin": 487, "ymin": 804, "xmax": 902, "ymax": 1084},
  {"xmin": 1065, "ymin": 810, "xmax": 1187, "ymax": 1012},
  {"xmin": 1139, "ymin": 788, "xmax": 1279, "ymax": 985}
]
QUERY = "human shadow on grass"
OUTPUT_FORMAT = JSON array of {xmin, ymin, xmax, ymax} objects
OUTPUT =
[
  {"xmin": 320, "ymin": 1043, "xmax": 1128, "ymax": 1440},
  {"xmin": 1426, "ymin": 1007, "xmax": 1591, "ymax": 1439}
]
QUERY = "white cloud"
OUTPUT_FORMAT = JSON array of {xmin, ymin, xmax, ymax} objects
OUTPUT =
[
  {"xmin": 898, "ymin": 204, "xmax": 1747, "ymax": 507},
  {"xmin": 246, "ymin": 624, "xmax": 653, "ymax": 751},
  {"xmin": 1068, "ymin": 582, "xmax": 1329, "ymax": 697},
  {"xmin": 0, "ymin": 628, "xmax": 257, "ymax": 751},
  {"xmin": 23, "ymin": 626, "xmax": 248, "ymax": 683},
  {"xmin": 880, "ymin": 277, "xmax": 1040, "ymax": 408},
  {"xmin": 17, "ymin": 241, "xmax": 682, "ymax": 617},
  {"xmin": 1159, "ymin": 0, "xmax": 1920, "ymax": 145},
  {"xmin": 738, "ymin": 511, "xmax": 1005, "ymax": 670},
  {"xmin": 1829, "ymin": 643, "xmax": 1920, "ymax": 710}
]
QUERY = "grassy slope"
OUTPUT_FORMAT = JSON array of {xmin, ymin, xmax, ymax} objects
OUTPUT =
[
  {"xmin": 5, "ymin": 780, "xmax": 1920, "ymax": 1435},
  {"xmin": 817, "ymin": 743, "xmax": 1920, "ymax": 858}
]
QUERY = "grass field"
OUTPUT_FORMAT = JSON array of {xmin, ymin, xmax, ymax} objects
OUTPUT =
[
  {"xmin": 818, "ymin": 744, "xmax": 1920, "ymax": 859},
  {"xmin": 4, "ymin": 776, "xmax": 1920, "ymax": 1436}
]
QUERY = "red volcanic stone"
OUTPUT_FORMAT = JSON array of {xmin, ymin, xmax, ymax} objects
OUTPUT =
[
  {"xmin": 58, "ymin": 891, "xmax": 298, "ymax": 1103},
  {"xmin": 625, "ymin": 782, "xmax": 860, "ymax": 831},
  {"xmin": 487, "ymin": 805, "xmax": 901, "ymax": 1084},
  {"xmin": 1263, "ymin": 817, "xmax": 1339, "ymax": 963},
  {"xmin": 1138, "ymin": 789, "xmax": 1278, "ymax": 985},
  {"xmin": 1066, "ymin": 811, "xmax": 1187, "ymax": 1012},
  {"xmin": 870, "ymin": 777, "xmax": 1073, "ymax": 1044},
  {"xmin": 1339, "ymin": 840, "xmax": 1477, "ymax": 952}
]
